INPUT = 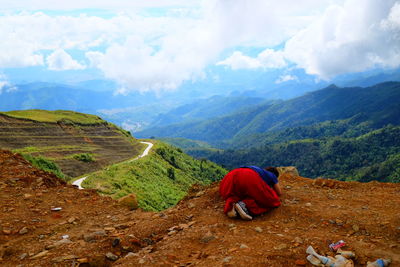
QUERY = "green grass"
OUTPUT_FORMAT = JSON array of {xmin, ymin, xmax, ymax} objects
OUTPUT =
[
  {"xmin": 13, "ymin": 145, "xmax": 97, "ymax": 154},
  {"xmin": 82, "ymin": 141, "xmax": 227, "ymax": 211},
  {"xmin": 21, "ymin": 154, "xmax": 68, "ymax": 181},
  {"xmin": 1, "ymin": 110, "xmax": 104, "ymax": 124}
]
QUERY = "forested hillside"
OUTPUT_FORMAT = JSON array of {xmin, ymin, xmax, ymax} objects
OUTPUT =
[
  {"xmin": 151, "ymin": 95, "xmax": 267, "ymax": 127},
  {"xmin": 189, "ymin": 126, "xmax": 400, "ymax": 182},
  {"xmin": 137, "ymin": 82, "xmax": 400, "ymax": 147},
  {"xmin": 147, "ymin": 82, "xmax": 400, "ymax": 183}
]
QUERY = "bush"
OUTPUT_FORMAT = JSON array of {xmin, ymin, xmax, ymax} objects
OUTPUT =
[
  {"xmin": 73, "ymin": 153, "xmax": 95, "ymax": 162},
  {"xmin": 22, "ymin": 154, "xmax": 67, "ymax": 180}
]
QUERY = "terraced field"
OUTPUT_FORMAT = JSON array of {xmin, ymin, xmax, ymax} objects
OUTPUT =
[{"xmin": 0, "ymin": 111, "xmax": 144, "ymax": 178}]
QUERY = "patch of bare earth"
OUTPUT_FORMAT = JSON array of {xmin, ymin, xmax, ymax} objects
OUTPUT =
[{"xmin": 1, "ymin": 150, "xmax": 399, "ymax": 266}]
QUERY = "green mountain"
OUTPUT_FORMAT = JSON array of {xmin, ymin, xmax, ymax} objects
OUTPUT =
[
  {"xmin": 190, "ymin": 125, "xmax": 400, "ymax": 182},
  {"xmin": 136, "ymin": 82, "xmax": 400, "ymax": 147},
  {"xmin": 0, "ymin": 110, "xmax": 142, "ymax": 179},
  {"xmin": 151, "ymin": 95, "xmax": 267, "ymax": 127},
  {"xmin": 139, "ymin": 82, "xmax": 400, "ymax": 183}
]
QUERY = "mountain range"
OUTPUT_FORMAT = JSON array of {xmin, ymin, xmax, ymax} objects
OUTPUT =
[{"xmin": 136, "ymin": 82, "xmax": 400, "ymax": 146}]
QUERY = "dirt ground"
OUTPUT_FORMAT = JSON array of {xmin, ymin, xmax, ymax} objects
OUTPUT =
[{"xmin": 1, "ymin": 149, "xmax": 399, "ymax": 267}]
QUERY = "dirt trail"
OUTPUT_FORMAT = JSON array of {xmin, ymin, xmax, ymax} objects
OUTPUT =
[
  {"xmin": 1, "ymin": 149, "xmax": 399, "ymax": 267},
  {"xmin": 72, "ymin": 141, "xmax": 153, "ymax": 189}
]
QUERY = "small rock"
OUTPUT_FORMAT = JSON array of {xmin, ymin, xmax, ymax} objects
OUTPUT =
[
  {"xmin": 195, "ymin": 191, "xmax": 205, "ymax": 197},
  {"xmin": 31, "ymin": 250, "xmax": 49, "ymax": 259},
  {"xmin": 118, "ymin": 194, "xmax": 138, "ymax": 210},
  {"xmin": 336, "ymin": 219, "xmax": 344, "ymax": 224},
  {"xmin": 83, "ymin": 230, "xmax": 106, "ymax": 242},
  {"xmin": 274, "ymin": 244, "xmax": 287, "ymax": 250},
  {"xmin": 125, "ymin": 252, "xmax": 138, "ymax": 258},
  {"xmin": 223, "ymin": 256, "xmax": 232, "ymax": 263},
  {"xmin": 112, "ymin": 238, "xmax": 121, "ymax": 247},
  {"xmin": 67, "ymin": 217, "xmax": 76, "ymax": 224},
  {"xmin": 105, "ymin": 252, "xmax": 118, "ymax": 261},
  {"xmin": 46, "ymin": 238, "xmax": 72, "ymax": 250},
  {"xmin": 294, "ymin": 237, "xmax": 303, "ymax": 244},
  {"xmin": 179, "ymin": 223, "xmax": 189, "ymax": 230},
  {"xmin": 2, "ymin": 229, "xmax": 11, "ymax": 235},
  {"xmin": 23, "ymin": 193, "xmax": 32, "ymax": 199},
  {"xmin": 240, "ymin": 244, "xmax": 249, "ymax": 249},
  {"xmin": 188, "ymin": 203, "xmax": 196, "ymax": 209},
  {"xmin": 138, "ymin": 258, "xmax": 145, "ymax": 264},
  {"xmin": 19, "ymin": 253, "xmax": 28, "ymax": 260},
  {"xmin": 295, "ymin": 259, "xmax": 307, "ymax": 266},
  {"xmin": 200, "ymin": 232, "xmax": 216, "ymax": 243},
  {"xmin": 168, "ymin": 230, "xmax": 177, "ymax": 236},
  {"xmin": 305, "ymin": 203, "xmax": 312, "ymax": 207},
  {"xmin": 77, "ymin": 258, "xmax": 89, "ymax": 263},
  {"xmin": 51, "ymin": 255, "xmax": 78, "ymax": 263},
  {"xmin": 254, "ymin": 227, "xmax": 263, "ymax": 233},
  {"xmin": 352, "ymin": 224, "xmax": 360, "ymax": 232},
  {"xmin": 19, "ymin": 227, "xmax": 28, "ymax": 235}
]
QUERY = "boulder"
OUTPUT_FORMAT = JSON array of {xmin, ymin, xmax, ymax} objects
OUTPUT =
[
  {"xmin": 277, "ymin": 166, "xmax": 299, "ymax": 177},
  {"xmin": 118, "ymin": 194, "xmax": 138, "ymax": 210}
]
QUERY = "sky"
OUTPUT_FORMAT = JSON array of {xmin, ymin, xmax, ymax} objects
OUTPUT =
[{"xmin": 0, "ymin": 0, "xmax": 399, "ymax": 94}]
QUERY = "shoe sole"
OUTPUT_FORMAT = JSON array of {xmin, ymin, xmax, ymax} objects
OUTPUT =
[{"xmin": 234, "ymin": 203, "xmax": 252, "ymax": 220}]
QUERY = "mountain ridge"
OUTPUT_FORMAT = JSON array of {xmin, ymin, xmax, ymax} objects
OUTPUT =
[{"xmin": 136, "ymin": 82, "xmax": 400, "ymax": 145}]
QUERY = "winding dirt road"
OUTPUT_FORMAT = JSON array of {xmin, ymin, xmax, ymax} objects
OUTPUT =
[{"xmin": 72, "ymin": 141, "xmax": 153, "ymax": 189}]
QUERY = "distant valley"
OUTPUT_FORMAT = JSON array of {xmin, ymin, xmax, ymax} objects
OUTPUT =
[{"xmin": 137, "ymin": 82, "xmax": 400, "ymax": 182}]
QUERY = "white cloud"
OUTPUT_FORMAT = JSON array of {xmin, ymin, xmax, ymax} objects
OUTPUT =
[
  {"xmin": 275, "ymin": 75, "xmax": 298, "ymax": 84},
  {"xmin": 1, "ymin": 0, "xmax": 400, "ymax": 92},
  {"xmin": 284, "ymin": 0, "xmax": 400, "ymax": 79},
  {"xmin": 0, "ymin": 74, "xmax": 17, "ymax": 94},
  {"xmin": 217, "ymin": 49, "xmax": 287, "ymax": 70},
  {"xmin": 46, "ymin": 49, "xmax": 86, "ymax": 71},
  {"xmin": 0, "ymin": 0, "xmax": 199, "ymax": 11},
  {"xmin": 217, "ymin": 51, "xmax": 262, "ymax": 70}
]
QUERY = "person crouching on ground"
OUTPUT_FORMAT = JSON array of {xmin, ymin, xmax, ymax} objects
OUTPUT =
[{"xmin": 219, "ymin": 166, "xmax": 282, "ymax": 220}]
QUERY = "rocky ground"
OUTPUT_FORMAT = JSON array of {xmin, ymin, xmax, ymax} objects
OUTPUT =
[{"xmin": 1, "ymin": 149, "xmax": 399, "ymax": 267}]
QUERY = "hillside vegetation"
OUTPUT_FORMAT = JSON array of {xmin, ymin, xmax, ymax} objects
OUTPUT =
[
  {"xmin": 137, "ymin": 82, "xmax": 400, "ymax": 146},
  {"xmin": 190, "ymin": 125, "xmax": 400, "ymax": 182},
  {"xmin": 82, "ymin": 141, "xmax": 227, "ymax": 211},
  {"xmin": 0, "ymin": 110, "xmax": 142, "ymax": 179},
  {"xmin": 0, "ymin": 109, "xmax": 104, "ymax": 124},
  {"xmin": 144, "ymin": 82, "xmax": 400, "ymax": 183}
]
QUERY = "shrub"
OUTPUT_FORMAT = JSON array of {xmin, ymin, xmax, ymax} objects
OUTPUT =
[
  {"xmin": 73, "ymin": 153, "xmax": 95, "ymax": 162},
  {"xmin": 22, "ymin": 154, "xmax": 67, "ymax": 180}
]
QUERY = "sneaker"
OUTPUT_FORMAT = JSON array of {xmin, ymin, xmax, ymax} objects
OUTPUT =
[
  {"xmin": 234, "ymin": 201, "xmax": 252, "ymax": 220},
  {"xmin": 226, "ymin": 206, "xmax": 237, "ymax": 218}
]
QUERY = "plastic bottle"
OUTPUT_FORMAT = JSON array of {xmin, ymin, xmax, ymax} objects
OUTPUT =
[
  {"xmin": 337, "ymin": 248, "xmax": 356, "ymax": 259},
  {"xmin": 306, "ymin": 246, "xmax": 335, "ymax": 267},
  {"xmin": 366, "ymin": 259, "xmax": 391, "ymax": 267}
]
